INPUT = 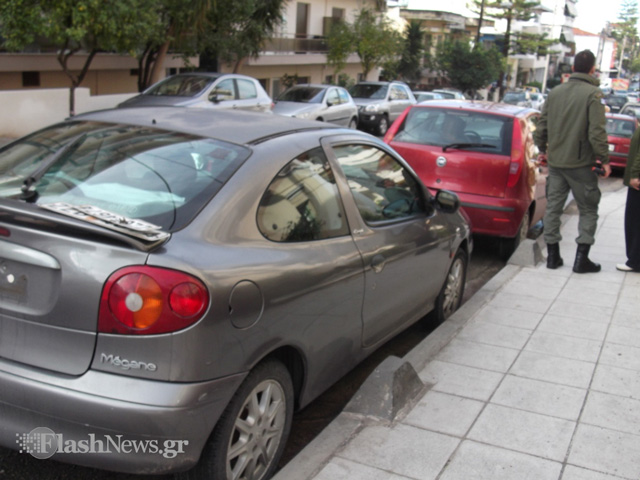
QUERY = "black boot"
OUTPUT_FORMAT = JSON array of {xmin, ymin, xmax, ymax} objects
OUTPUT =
[
  {"xmin": 573, "ymin": 244, "xmax": 601, "ymax": 273},
  {"xmin": 546, "ymin": 243, "xmax": 564, "ymax": 269}
]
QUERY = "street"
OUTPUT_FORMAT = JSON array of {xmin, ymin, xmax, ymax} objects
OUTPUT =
[{"xmin": 0, "ymin": 173, "xmax": 626, "ymax": 479}]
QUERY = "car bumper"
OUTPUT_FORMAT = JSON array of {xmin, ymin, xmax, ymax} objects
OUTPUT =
[
  {"xmin": 457, "ymin": 193, "xmax": 526, "ymax": 238},
  {"xmin": 357, "ymin": 112, "xmax": 384, "ymax": 128},
  {"xmin": 0, "ymin": 360, "xmax": 245, "ymax": 474},
  {"xmin": 609, "ymin": 152, "xmax": 628, "ymax": 169}
]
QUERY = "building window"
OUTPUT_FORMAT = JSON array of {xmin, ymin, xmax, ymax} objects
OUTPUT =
[
  {"xmin": 130, "ymin": 69, "xmax": 140, "ymax": 76},
  {"xmin": 296, "ymin": 3, "xmax": 309, "ymax": 38},
  {"xmin": 22, "ymin": 71, "xmax": 40, "ymax": 87}
]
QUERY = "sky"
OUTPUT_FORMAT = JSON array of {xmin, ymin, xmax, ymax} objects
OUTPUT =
[{"xmin": 573, "ymin": 0, "xmax": 624, "ymax": 33}]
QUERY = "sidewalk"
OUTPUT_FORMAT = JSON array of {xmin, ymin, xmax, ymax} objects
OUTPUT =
[{"xmin": 275, "ymin": 185, "xmax": 640, "ymax": 480}]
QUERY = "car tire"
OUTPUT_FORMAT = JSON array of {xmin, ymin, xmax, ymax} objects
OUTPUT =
[
  {"xmin": 499, "ymin": 209, "xmax": 530, "ymax": 260},
  {"xmin": 377, "ymin": 115, "xmax": 389, "ymax": 136},
  {"xmin": 179, "ymin": 359, "xmax": 294, "ymax": 480},
  {"xmin": 348, "ymin": 117, "xmax": 358, "ymax": 129},
  {"xmin": 432, "ymin": 249, "xmax": 467, "ymax": 325}
]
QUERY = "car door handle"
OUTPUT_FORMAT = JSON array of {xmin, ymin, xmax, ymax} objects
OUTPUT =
[{"xmin": 371, "ymin": 254, "xmax": 386, "ymax": 273}]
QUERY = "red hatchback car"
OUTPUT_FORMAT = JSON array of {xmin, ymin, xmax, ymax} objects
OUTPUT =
[
  {"xmin": 605, "ymin": 113, "xmax": 638, "ymax": 170},
  {"xmin": 384, "ymin": 100, "xmax": 546, "ymax": 256}
]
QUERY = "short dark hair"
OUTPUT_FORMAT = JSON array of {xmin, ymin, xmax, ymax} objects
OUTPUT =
[{"xmin": 574, "ymin": 50, "xmax": 596, "ymax": 74}]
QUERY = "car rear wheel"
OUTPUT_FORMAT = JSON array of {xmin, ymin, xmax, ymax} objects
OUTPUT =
[
  {"xmin": 432, "ymin": 249, "xmax": 467, "ymax": 325},
  {"xmin": 181, "ymin": 359, "xmax": 294, "ymax": 480},
  {"xmin": 499, "ymin": 209, "xmax": 530, "ymax": 260}
]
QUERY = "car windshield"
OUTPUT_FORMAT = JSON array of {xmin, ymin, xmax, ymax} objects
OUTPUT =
[
  {"xmin": 434, "ymin": 91, "xmax": 456, "ymax": 99},
  {"xmin": 607, "ymin": 96, "xmax": 628, "ymax": 107},
  {"xmin": 503, "ymin": 92, "xmax": 526, "ymax": 103},
  {"xmin": 145, "ymin": 75, "xmax": 216, "ymax": 97},
  {"xmin": 606, "ymin": 117, "xmax": 636, "ymax": 138},
  {"xmin": 278, "ymin": 87, "xmax": 325, "ymax": 103},
  {"xmin": 0, "ymin": 121, "xmax": 250, "ymax": 231},
  {"xmin": 393, "ymin": 107, "xmax": 511, "ymax": 155},
  {"xmin": 349, "ymin": 84, "xmax": 388, "ymax": 99}
]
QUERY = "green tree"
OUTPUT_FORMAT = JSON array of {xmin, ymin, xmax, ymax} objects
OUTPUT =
[
  {"xmin": 433, "ymin": 39, "xmax": 504, "ymax": 97},
  {"xmin": 0, "ymin": 0, "xmax": 157, "ymax": 115},
  {"xmin": 396, "ymin": 20, "xmax": 425, "ymax": 85},
  {"xmin": 326, "ymin": 20, "xmax": 356, "ymax": 78},
  {"xmin": 611, "ymin": 0, "xmax": 639, "ymax": 73}
]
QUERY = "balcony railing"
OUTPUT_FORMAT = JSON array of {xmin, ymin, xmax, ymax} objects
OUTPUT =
[{"xmin": 262, "ymin": 35, "xmax": 329, "ymax": 54}]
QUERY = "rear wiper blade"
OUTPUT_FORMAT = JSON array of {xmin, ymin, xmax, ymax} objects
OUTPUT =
[
  {"xmin": 442, "ymin": 143, "xmax": 496, "ymax": 152},
  {"xmin": 20, "ymin": 133, "xmax": 87, "ymax": 202}
]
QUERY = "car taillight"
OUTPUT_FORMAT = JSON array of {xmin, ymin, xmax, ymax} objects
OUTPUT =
[
  {"xmin": 507, "ymin": 119, "xmax": 524, "ymax": 188},
  {"xmin": 99, "ymin": 266, "xmax": 209, "ymax": 335}
]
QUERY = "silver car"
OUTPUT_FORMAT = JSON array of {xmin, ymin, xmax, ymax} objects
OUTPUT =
[
  {"xmin": 118, "ymin": 72, "xmax": 273, "ymax": 113},
  {"xmin": 0, "ymin": 107, "xmax": 471, "ymax": 480},
  {"xmin": 273, "ymin": 84, "xmax": 359, "ymax": 128}
]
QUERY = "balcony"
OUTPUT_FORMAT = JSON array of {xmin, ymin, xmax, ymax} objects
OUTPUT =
[{"xmin": 262, "ymin": 34, "xmax": 329, "ymax": 55}]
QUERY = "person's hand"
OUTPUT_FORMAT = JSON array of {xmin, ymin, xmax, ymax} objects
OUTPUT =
[
  {"xmin": 536, "ymin": 153, "xmax": 548, "ymax": 166},
  {"xmin": 631, "ymin": 178, "xmax": 640, "ymax": 190},
  {"xmin": 602, "ymin": 163, "xmax": 612, "ymax": 178}
]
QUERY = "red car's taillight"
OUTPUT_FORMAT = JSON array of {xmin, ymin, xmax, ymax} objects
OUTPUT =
[
  {"xmin": 99, "ymin": 266, "xmax": 209, "ymax": 335},
  {"xmin": 507, "ymin": 119, "xmax": 524, "ymax": 188}
]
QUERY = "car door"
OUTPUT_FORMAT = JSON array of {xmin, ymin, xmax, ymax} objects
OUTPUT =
[
  {"xmin": 389, "ymin": 85, "xmax": 414, "ymax": 123},
  {"xmin": 324, "ymin": 87, "xmax": 348, "ymax": 126},
  {"xmin": 209, "ymin": 78, "xmax": 237, "ymax": 109},
  {"xmin": 324, "ymin": 138, "xmax": 454, "ymax": 347},
  {"xmin": 235, "ymin": 78, "xmax": 267, "ymax": 112}
]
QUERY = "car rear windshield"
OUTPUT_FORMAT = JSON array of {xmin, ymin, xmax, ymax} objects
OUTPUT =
[
  {"xmin": 145, "ymin": 75, "xmax": 216, "ymax": 97},
  {"xmin": 0, "ymin": 121, "xmax": 250, "ymax": 232},
  {"xmin": 393, "ymin": 107, "xmax": 512, "ymax": 155},
  {"xmin": 278, "ymin": 87, "xmax": 325, "ymax": 103},
  {"xmin": 606, "ymin": 117, "xmax": 636, "ymax": 138}
]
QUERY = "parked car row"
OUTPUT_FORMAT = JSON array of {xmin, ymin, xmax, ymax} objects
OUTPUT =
[{"xmin": 0, "ymin": 70, "xmax": 549, "ymax": 480}]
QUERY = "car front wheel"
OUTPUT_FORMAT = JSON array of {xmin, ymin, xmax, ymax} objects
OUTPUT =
[
  {"xmin": 181, "ymin": 359, "xmax": 294, "ymax": 480},
  {"xmin": 432, "ymin": 249, "xmax": 467, "ymax": 325},
  {"xmin": 377, "ymin": 115, "xmax": 389, "ymax": 136}
]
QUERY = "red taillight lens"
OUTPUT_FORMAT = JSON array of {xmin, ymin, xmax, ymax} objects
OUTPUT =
[
  {"xmin": 507, "ymin": 119, "xmax": 524, "ymax": 188},
  {"xmin": 99, "ymin": 266, "xmax": 209, "ymax": 335}
]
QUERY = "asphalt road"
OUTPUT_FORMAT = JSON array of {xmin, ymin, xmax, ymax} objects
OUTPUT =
[{"xmin": 0, "ymin": 166, "xmax": 625, "ymax": 479}]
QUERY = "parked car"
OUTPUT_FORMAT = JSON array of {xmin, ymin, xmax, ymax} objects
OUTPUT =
[
  {"xmin": 620, "ymin": 101, "xmax": 640, "ymax": 120},
  {"xmin": 273, "ymin": 84, "xmax": 358, "ymax": 128},
  {"xmin": 0, "ymin": 107, "xmax": 471, "ymax": 480},
  {"xmin": 414, "ymin": 91, "xmax": 445, "ymax": 102},
  {"xmin": 502, "ymin": 90, "xmax": 532, "ymax": 108},
  {"xmin": 604, "ymin": 93, "xmax": 629, "ymax": 113},
  {"xmin": 117, "ymin": 72, "xmax": 273, "ymax": 113},
  {"xmin": 384, "ymin": 100, "xmax": 546, "ymax": 258},
  {"xmin": 432, "ymin": 88, "xmax": 466, "ymax": 100},
  {"xmin": 349, "ymin": 81, "xmax": 416, "ymax": 136},
  {"xmin": 529, "ymin": 92, "xmax": 545, "ymax": 110},
  {"xmin": 605, "ymin": 112, "xmax": 638, "ymax": 170}
]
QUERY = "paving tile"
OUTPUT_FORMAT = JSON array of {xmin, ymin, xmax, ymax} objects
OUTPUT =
[
  {"xmin": 581, "ymin": 391, "xmax": 640, "ymax": 436},
  {"xmin": 557, "ymin": 284, "xmax": 618, "ymax": 309},
  {"xmin": 620, "ymin": 283, "xmax": 640, "ymax": 300},
  {"xmin": 611, "ymin": 304, "xmax": 640, "ymax": 329},
  {"xmin": 510, "ymin": 351, "xmax": 596, "ymax": 388},
  {"xmin": 501, "ymin": 280, "xmax": 563, "ymax": 300},
  {"xmin": 491, "ymin": 375, "xmax": 587, "ymax": 421},
  {"xmin": 547, "ymin": 300, "xmax": 614, "ymax": 323},
  {"xmin": 512, "ymin": 269, "xmax": 570, "ymax": 287},
  {"xmin": 561, "ymin": 465, "xmax": 628, "ymax": 480},
  {"xmin": 418, "ymin": 360, "xmax": 503, "ymax": 401},
  {"xmin": 565, "ymin": 275, "xmax": 623, "ymax": 295},
  {"xmin": 472, "ymin": 305, "xmax": 542, "ymax": 331},
  {"xmin": 592, "ymin": 364, "xmax": 640, "ymax": 399},
  {"xmin": 402, "ymin": 391, "xmax": 484, "ymax": 437},
  {"xmin": 606, "ymin": 324, "xmax": 640, "ymax": 349},
  {"xmin": 536, "ymin": 314, "xmax": 609, "ymax": 341},
  {"xmin": 599, "ymin": 343, "xmax": 640, "ymax": 371},
  {"xmin": 525, "ymin": 331, "xmax": 602, "ymax": 363},
  {"xmin": 467, "ymin": 404, "xmax": 575, "ymax": 461},
  {"xmin": 456, "ymin": 322, "xmax": 531, "ymax": 350},
  {"xmin": 313, "ymin": 457, "xmax": 412, "ymax": 480},
  {"xmin": 568, "ymin": 424, "xmax": 640, "ymax": 479},
  {"xmin": 434, "ymin": 339, "xmax": 519, "ymax": 373},
  {"xmin": 488, "ymin": 291, "xmax": 554, "ymax": 314},
  {"xmin": 338, "ymin": 423, "xmax": 459, "ymax": 480},
  {"xmin": 438, "ymin": 441, "xmax": 562, "ymax": 480}
]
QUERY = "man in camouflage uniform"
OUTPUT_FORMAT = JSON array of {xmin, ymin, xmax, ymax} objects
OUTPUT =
[{"xmin": 534, "ymin": 49, "xmax": 611, "ymax": 273}]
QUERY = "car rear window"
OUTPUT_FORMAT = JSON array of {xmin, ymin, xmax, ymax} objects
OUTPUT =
[
  {"xmin": 606, "ymin": 117, "xmax": 636, "ymax": 138},
  {"xmin": 0, "ymin": 121, "xmax": 250, "ymax": 232},
  {"xmin": 393, "ymin": 107, "xmax": 512, "ymax": 155},
  {"xmin": 146, "ymin": 75, "xmax": 215, "ymax": 97}
]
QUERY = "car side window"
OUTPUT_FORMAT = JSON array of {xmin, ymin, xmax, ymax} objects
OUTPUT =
[
  {"xmin": 331, "ymin": 144, "xmax": 427, "ymax": 224},
  {"xmin": 258, "ymin": 148, "xmax": 349, "ymax": 242},
  {"xmin": 338, "ymin": 88, "xmax": 350, "ymax": 104},
  {"xmin": 211, "ymin": 79, "xmax": 235, "ymax": 101},
  {"xmin": 390, "ymin": 85, "xmax": 408, "ymax": 101},
  {"xmin": 237, "ymin": 79, "xmax": 258, "ymax": 100}
]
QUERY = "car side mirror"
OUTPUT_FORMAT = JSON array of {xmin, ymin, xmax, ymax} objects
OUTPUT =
[
  {"xmin": 434, "ymin": 189, "xmax": 460, "ymax": 214},
  {"xmin": 209, "ymin": 92, "xmax": 221, "ymax": 104}
]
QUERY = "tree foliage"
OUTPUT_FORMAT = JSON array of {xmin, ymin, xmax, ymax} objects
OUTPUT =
[
  {"xmin": 433, "ymin": 40, "xmax": 504, "ymax": 96},
  {"xmin": 611, "ymin": 0, "xmax": 639, "ymax": 72},
  {"xmin": 0, "ymin": 0, "xmax": 157, "ymax": 114},
  {"xmin": 396, "ymin": 20, "xmax": 425, "ymax": 85}
]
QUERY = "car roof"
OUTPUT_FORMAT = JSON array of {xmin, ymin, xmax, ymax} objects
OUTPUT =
[
  {"xmin": 407, "ymin": 99, "xmax": 536, "ymax": 117},
  {"xmin": 74, "ymin": 107, "xmax": 342, "ymax": 145},
  {"xmin": 606, "ymin": 112, "xmax": 637, "ymax": 120}
]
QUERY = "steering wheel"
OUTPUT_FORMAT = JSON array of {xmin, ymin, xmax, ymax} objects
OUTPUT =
[{"xmin": 464, "ymin": 131, "xmax": 482, "ymax": 143}]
